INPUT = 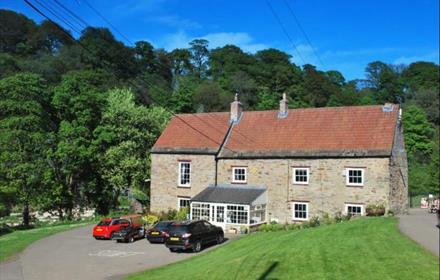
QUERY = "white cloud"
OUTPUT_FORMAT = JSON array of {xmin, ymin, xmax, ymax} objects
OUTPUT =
[{"xmin": 158, "ymin": 30, "xmax": 268, "ymax": 53}]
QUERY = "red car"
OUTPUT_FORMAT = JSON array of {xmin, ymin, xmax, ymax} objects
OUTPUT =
[{"xmin": 93, "ymin": 217, "xmax": 125, "ymax": 240}]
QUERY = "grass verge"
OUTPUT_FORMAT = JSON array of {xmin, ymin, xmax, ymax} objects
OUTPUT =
[{"xmin": 127, "ymin": 217, "xmax": 439, "ymax": 280}]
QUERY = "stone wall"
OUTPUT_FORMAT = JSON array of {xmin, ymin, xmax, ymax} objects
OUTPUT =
[
  {"xmin": 216, "ymin": 157, "xmax": 391, "ymax": 223},
  {"xmin": 389, "ymin": 119, "xmax": 409, "ymax": 214},
  {"xmin": 150, "ymin": 153, "xmax": 216, "ymax": 213}
]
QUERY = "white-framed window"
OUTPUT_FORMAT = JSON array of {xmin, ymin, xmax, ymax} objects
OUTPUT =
[
  {"xmin": 226, "ymin": 205, "xmax": 248, "ymax": 224},
  {"xmin": 292, "ymin": 202, "xmax": 309, "ymax": 221},
  {"xmin": 293, "ymin": 168, "xmax": 309, "ymax": 184},
  {"xmin": 346, "ymin": 168, "xmax": 364, "ymax": 186},
  {"xmin": 177, "ymin": 197, "xmax": 190, "ymax": 210},
  {"xmin": 178, "ymin": 162, "xmax": 191, "ymax": 187},
  {"xmin": 232, "ymin": 167, "xmax": 247, "ymax": 183},
  {"xmin": 191, "ymin": 203, "xmax": 210, "ymax": 220},
  {"xmin": 345, "ymin": 204, "xmax": 364, "ymax": 216}
]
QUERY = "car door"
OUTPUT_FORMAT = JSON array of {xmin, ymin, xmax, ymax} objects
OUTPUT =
[
  {"xmin": 203, "ymin": 221, "xmax": 217, "ymax": 243},
  {"xmin": 193, "ymin": 222, "xmax": 207, "ymax": 244}
]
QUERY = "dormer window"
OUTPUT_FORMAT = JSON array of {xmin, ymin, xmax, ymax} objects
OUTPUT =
[{"xmin": 232, "ymin": 167, "xmax": 247, "ymax": 183}]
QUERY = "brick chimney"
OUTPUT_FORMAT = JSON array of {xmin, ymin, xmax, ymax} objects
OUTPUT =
[
  {"xmin": 230, "ymin": 93, "xmax": 243, "ymax": 123},
  {"xmin": 278, "ymin": 93, "xmax": 288, "ymax": 118}
]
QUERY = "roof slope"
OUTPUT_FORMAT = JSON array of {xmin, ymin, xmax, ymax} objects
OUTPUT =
[
  {"xmin": 152, "ymin": 105, "xmax": 399, "ymax": 158},
  {"xmin": 191, "ymin": 184, "xmax": 267, "ymax": 204},
  {"xmin": 152, "ymin": 112, "xmax": 230, "ymax": 154}
]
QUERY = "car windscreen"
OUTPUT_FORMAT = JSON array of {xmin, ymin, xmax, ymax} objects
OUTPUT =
[
  {"xmin": 169, "ymin": 224, "xmax": 189, "ymax": 234},
  {"xmin": 98, "ymin": 221, "xmax": 110, "ymax": 226},
  {"xmin": 154, "ymin": 222, "xmax": 172, "ymax": 230}
]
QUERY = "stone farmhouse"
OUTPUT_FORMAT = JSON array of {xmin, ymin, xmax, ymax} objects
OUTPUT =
[{"xmin": 150, "ymin": 94, "xmax": 408, "ymax": 229}]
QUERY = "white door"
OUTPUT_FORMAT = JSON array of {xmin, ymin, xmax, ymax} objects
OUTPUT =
[{"xmin": 210, "ymin": 205, "xmax": 226, "ymax": 229}]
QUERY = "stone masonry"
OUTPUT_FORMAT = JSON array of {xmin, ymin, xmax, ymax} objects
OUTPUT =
[
  {"xmin": 150, "ymin": 153, "xmax": 216, "ymax": 213},
  {"xmin": 216, "ymin": 157, "xmax": 391, "ymax": 223}
]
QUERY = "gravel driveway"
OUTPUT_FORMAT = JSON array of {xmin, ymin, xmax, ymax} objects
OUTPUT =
[
  {"xmin": 398, "ymin": 208, "xmax": 439, "ymax": 256},
  {"xmin": 0, "ymin": 225, "xmax": 236, "ymax": 280}
]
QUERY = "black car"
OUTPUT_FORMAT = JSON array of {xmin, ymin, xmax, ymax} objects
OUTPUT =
[
  {"xmin": 165, "ymin": 220, "xmax": 224, "ymax": 252},
  {"xmin": 112, "ymin": 220, "xmax": 145, "ymax": 243},
  {"xmin": 146, "ymin": 221, "xmax": 174, "ymax": 243}
]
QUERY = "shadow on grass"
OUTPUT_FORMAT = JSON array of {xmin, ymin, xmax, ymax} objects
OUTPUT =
[{"xmin": 257, "ymin": 261, "xmax": 279, "ymax": 280}]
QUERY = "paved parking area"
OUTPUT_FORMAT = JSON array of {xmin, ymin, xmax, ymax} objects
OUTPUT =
[
  {"xmin": 0, "ymin": 225, "xmax": 237, "ymax": 280},
  {"xmin": 398, "ymin": 208, "xmax": 439, "ymax": 256}
]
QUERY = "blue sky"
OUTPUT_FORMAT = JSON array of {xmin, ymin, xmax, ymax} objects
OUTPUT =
[{"xmin": 2, "ymin": 0, "xmax": 439, "ymax": 80}]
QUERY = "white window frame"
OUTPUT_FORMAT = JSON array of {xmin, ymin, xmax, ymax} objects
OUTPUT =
[
  {"xmin": 292, "ymin": 167, "xmax": 310, "ymax": 185},
  {"xmin": 346, "ymin": 168, "xmax": 364, "ymax": 186},
  {"xmin": 345, "ymin": 203, "xmax": 364, "ymax": 216},
  {"xmin": 232, "ymin": 167, "xmax": 247, "ymax": 183},
  {"xmin": 292, "ymin": 202, "xmax": 309, "ymax": 221},
  {"xmin": 177, "ymin": 197, "xmax": 190, "ymax": 210},
  {"xmin": 178, "ymin": 161, "xmax": 191, "ymax": 187}
]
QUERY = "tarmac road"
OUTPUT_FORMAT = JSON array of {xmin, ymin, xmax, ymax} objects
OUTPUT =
[
  {"xmin": 398, "ymin": 208, "xmax": 439, "ymax": 256},
  {"xmin": 0, "ymin": 224, "xmax": 233, "ymax": 280}
]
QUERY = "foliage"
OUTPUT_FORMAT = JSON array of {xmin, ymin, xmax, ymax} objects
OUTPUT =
[
  {"xmin": 128, "ymin": 218, "xmax": 439, "ymax": 280},
  {"xmin": 174, "ymin": 207, "xmax": 189, "ymax": 221},
  {"xmin": 143, "ymin": 214, "xmax": 159, "ymax": 226},
  {"xmin": 403, "ymin": 105, "xmax": 435, "ymax": 158},
  {"xmin": 0, "ymin": 9, "xmax": 439, "ymax": 223},
  {"xmin": 365, "ymin": 204, "xmax": 386, "ymax": 216}
]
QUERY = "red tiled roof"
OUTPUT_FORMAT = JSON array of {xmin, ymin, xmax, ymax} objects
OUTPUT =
[
  {"xmin": 152, "ymin": 112, "xmax": 230, "ymax": 153},
  {"xmin": 152, "ymin": 105, "xmax": 399, "ymax": 157}
]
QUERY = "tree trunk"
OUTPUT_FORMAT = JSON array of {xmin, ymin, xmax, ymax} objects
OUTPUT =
[{"xmin": 22, "ymin": 201, "xmax": 30, "ymax": 227}]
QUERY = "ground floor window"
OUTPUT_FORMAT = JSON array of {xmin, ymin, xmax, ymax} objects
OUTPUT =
[
  {"xmin": 177, "ymin": 197, "xmax": 190, "ymax": 210},
  {"xmin": 292, "ymin": 202, "xmax": 309, "ymax": 221},
  {"xmin": 250, "ymin": 205, "xmax": 266, "ymax": 224},
  {"xmin": 190, "ymin": 202, "xmax": 266, "ymax": 226},
  {"xmin": 191, "ymin": 203, "xmax": 210, "ymax": 220},
  {"xmin": 345, "ymin": 204, "xmax": 363, "ymax": 216},
  {"xmin": 227, "ymin": 205, "xmax": 248, "ymax": 224}
]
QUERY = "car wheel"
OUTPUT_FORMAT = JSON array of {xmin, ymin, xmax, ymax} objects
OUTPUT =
[
  {"xmin": 216, "ymin": 234, "xmax": 224, "ymax": 244},
  {"xmin": 169, "ymin": 248, "xmax": 177, "ymax": 252},
  {"xmin": 193, "ymin": 240, "xmax": 202, "ymax": 253},
  {"xmin": 128, "ymin": 236, "xmax": 134, "ymax": 243}
]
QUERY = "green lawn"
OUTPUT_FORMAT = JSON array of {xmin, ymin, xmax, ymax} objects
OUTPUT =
[
  {"xmin": 0, "ymin": 222, "xmax": 90, "ymax": 262},
  {"xmin": 127, "ymin": 217, "xmax": 439, "ymax": 280}
]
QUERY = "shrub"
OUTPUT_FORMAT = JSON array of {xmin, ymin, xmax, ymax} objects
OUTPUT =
[
  {"xmin": 174, "ymin": 207, "xmax": 189, "ymax": 221},
  {"xmin": 286, "ymin": 223, "xmax": 301, "ymax": 231},
  {"xmin": 321, "ymin": 213, "xmax": 336, "ymax": 225},
  {"xmin": 259, "ymin": 222, "xmax": 285, "ymax": 232},
  {"xmin": 334, "ymin": 212, "xmax": 351, "ymax": 222},
  {"xmin": 309, "ymin": 216, "xmax": 320, "ymax": 227},
  {"xmin": 143, "ymin": 214, "xmax": 159, "ymax": 226},
  {"xmin": 366, "ymin": 204, "xmax": 386, "ymax": 216}
]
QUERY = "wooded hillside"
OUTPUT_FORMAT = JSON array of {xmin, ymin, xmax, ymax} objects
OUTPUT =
[{"xmin": 0, "ymin": 10, "xmax": 438, "ymax": 225}]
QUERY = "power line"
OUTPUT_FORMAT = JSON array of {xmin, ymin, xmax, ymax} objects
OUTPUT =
[
  {"xmin": 264, "ymin": 0, "xmax": 306, "ymax": 65},
  {"xmin": 81, "ymin": 0, "xmax": 134, "ymax": 45},
  {"xmin": 283, "ymin": 0, "xmax": 325, "ymax": 66},
  {"xmin": 32, "ymin": 0, "xmax": 83, "ymax": 35},
  {"xmin": 24, "ymin": 0, "xmax": 235, "ymax": 152},
  {"xmin": 43, "ymin": 0, "xmax": 257, "ymax": 147},
  {"xmin": 52, "ymin": 0, "xmax": 89, "ymax": 28}
]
